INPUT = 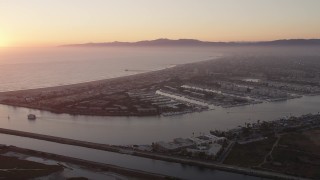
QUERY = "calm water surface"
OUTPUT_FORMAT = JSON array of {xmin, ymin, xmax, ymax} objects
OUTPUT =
[
  {"xmin": 0, "ymin": 47, "xmax": 319, "ymax": 144},
  {"xmin": 0, "ymin": 133, "xmax": 265, "ymax": 180},
  {"xmin": 0, "ymin": 95, "xmax": 319, "ymax": 145},
  {"xmin": 0, "ymin": 46, "xmax": 320, "ymax": 179},
  {"xmin": 1, "ymin": 46, "xmax": 319, "ymax": 92},
  {"xmin": 0, "ymin": 47, "xmax": 221, "ymax": 92}
]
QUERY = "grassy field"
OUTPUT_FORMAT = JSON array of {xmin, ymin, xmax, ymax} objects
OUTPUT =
[
  {"xmin": 223, "ymin": 137, "xmax": 276, "ymax": 167},
  {"xmin": 263, "ymin": 129, "xmax": 320, "ymax": 179},
  {"xmin": 264, "ymin": 147, "xmax": 320, "ymax": 179},
  {"xmin": 303, "ymin": 129, "xmax": 320, "ymax": 146},
  {"xmin": 224, "ymin": 128, "xmax": 320, "ymax": 179},
  {"xmin": 279, "ymin": 130, "xmax": 320, "ymax": 154},
  {"xmin": 0, "ymin": 155, "xmax": 63, "ymax": 179}
]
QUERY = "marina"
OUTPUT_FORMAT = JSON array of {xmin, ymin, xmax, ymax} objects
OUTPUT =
[
  {"xmin": 0, "ymin": 95, "xmax": 320, "ymax": 145},
  {"xmin": 1, "ymin": 1, "xmax": 320, "ymax": 178}
]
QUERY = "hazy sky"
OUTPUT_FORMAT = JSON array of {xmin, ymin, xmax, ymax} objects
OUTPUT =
[{"xmin": 1, "ymin": 0, "xmax": 320, "ymax": 47}]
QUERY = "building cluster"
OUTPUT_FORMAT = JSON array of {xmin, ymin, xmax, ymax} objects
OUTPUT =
[
  {"xmin": 271, "ymin": 114, "xmax": 320, "ymax": 132},
  {"xmin": 220, "ymin": 82, "xmax": 249, "ymax": 93},
  {"xmin": 266, "ymin": 81, "xmax": 320, "ymax": 94},
  {"xmin": 148, "ymin": 114, "xmax": 320, "ymax": 164},
  {"xmin": 180, "ymin": 84, "xmax": 253, "ymax": 107},
  {"xmin": 226, "ymin": 113, "xmax": 320, "ymax": 144},
  {"xmin": 280, "ymin": 76, "xmax": 320, "ymax": 86},
  {"xmin": 153, "ymin": 134, "xmax": 227, "ymax": 159},
  {"xmin": 218, "ymin": 81, "xmax": 289, "ymax": 99},
  {"xmin": 3, "ymin": 55, "xmax": 320, "ymax": 118},
  {"xmin": 127, "ymin": 91, "xmax": 189, "ymax": 114},
  {"xmin": 250, "ymin": 88, "xmax": 287, "ymax": 99}
]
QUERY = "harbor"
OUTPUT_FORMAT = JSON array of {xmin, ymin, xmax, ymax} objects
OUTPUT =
[{"xmin": 1, "ymin": 95, "xmax": 320, "ymax": 145}]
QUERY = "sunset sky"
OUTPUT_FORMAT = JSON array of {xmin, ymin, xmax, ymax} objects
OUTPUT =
[{"xmin": 1, "ymin": 0, "xmax": 320, "ymax": 47}]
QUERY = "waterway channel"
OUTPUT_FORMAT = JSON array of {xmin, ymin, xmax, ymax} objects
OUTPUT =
[
  {"xmin": 1, "ymin": 95, "xmax": 319, "ymax": 179},
  {"xmin": 0, "ymin": 95, "xmax": 319, "ymax": 145},
  {"xmin": 0, "ymin": 133, "xmax": 265, "ymax": 180}
]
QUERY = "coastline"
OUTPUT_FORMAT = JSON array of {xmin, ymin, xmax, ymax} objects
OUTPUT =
[
  {"xmin": 0, "ymin": 63, "xmax": 178, "ymax": 93},
  {"xmin": 0, "ymin": 58, "xmax": 218, "ymax": 116},
  {"xmin": 0, "ymin": 64, "xmax": 179, "ymax": 96},
  {"xmin": 1, "ymin": 55, "xmax": 318, "ymax": 118}
]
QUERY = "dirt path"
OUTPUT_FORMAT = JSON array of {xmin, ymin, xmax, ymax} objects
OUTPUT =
[{"xmin": 258, "ymin": 134, "xmax": 281, "ymax": 167}]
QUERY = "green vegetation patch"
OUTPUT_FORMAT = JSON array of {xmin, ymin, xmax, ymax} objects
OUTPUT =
[
  {"xmin": 224, "ymin": 137, "xmax": 276, "ymax": 167},
  {"xmin": 279, "ymin": 131, "xmax": 320, "ymax": 154},
  {"xmin": 264, "ymin": 147, "xmax": 320, "ymax": 179},
  {"xmin": 0, "ymin": 155, "xmax": 63, "ymax": 179},
  {"xmin": 262, "ymin": 130, "xmax": 320, "ymax": 179}
]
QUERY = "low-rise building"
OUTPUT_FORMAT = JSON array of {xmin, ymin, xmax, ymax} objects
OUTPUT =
[
  {"xmin": 154, "ymin": 138, "xmax": 194, "ymax": 152},
  {"xmin": 186, "ymin": 143, "xmax": 222, "ymax": 157}
]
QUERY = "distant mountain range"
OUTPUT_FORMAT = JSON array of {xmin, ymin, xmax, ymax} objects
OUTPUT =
[{"xmin": 62, "ymin": 38, "xmax": 320, "ymax": 47}]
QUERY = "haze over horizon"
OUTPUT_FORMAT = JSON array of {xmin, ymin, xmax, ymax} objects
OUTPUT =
[{"xmin": 1, "ymin": 0, "xmax": 320, "ymax": 47}]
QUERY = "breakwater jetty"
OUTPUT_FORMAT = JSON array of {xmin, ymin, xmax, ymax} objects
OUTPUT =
[
  {"xmin": 2, "ymin": 145, "xmax": 168, "ymax": 180},
  {"xmin": 0, "ymin": 128, "xmax": 306, "ymax": 180}
]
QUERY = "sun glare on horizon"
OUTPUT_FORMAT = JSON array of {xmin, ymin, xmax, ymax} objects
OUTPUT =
[
  {"xmin": 1, "ymin": 0, "xmax": 320, "ymax": 47},
  {"xmin": 0, "ymin": 33, "xmax": 8, "ymax": 47}
]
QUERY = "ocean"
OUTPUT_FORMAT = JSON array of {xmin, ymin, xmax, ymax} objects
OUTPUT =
[
  {"xmin": 2, "ymin": 46, "xmax": 320, "ymax": 92},
  {"xmin": 1, "ymin": 46, "xmax": 320, "ymax": 179},
  {"xmin": 0, "ymin": 46, "xmax": 221, "ymax": 92}
]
